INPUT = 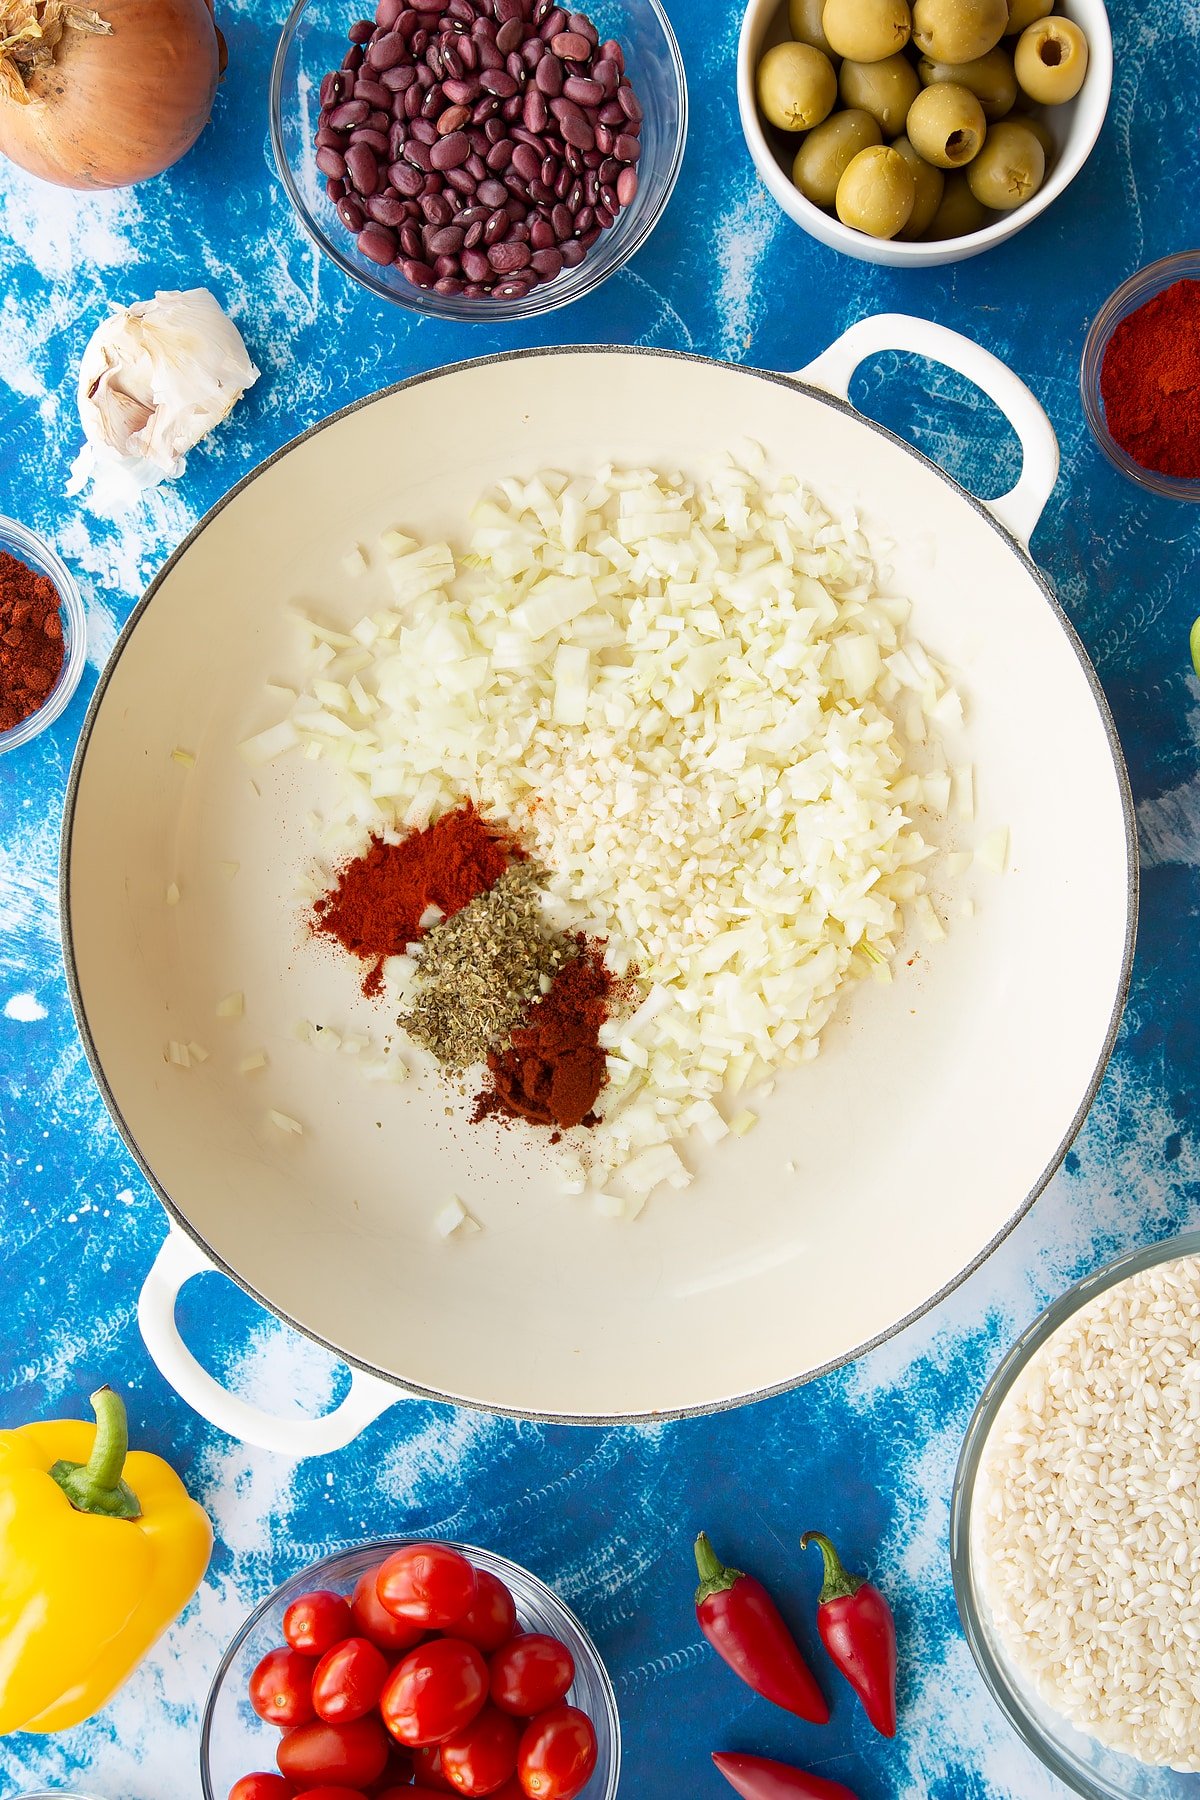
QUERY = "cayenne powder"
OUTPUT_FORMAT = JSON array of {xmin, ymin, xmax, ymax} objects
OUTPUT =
[
  {"xmin": 1099, "ymin": 278, "xmax": 1200, "ymax": 478},
  {"xmin": 473, "ymin": 938, "xmax": 616, "ymax": 1134},
  {"xmin": 314, "ymin": 800, "xmax": 523, "ymax": 996},
  {"xmin": 0, "ymin": 548, "xmax": 64, "ymax": 733}
]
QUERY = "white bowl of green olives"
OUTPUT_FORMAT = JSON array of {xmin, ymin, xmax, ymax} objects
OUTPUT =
[{"xmin": 738, "ymin": 0, "xmax": 1112, "ymax": 264}]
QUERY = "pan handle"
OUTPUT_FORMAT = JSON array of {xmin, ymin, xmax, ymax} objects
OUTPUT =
[
  {"xmin": 138, "ymin": 1228, "xmax": 402, "ymax": 1458},
  {"xmin": 797, "ymin": 311, "xmax": 1059, "ymax": 546}
]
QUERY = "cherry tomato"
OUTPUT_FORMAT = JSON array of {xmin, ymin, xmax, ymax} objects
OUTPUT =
[
  {"xmin": 290, "ymin": 1790, "xmax": 367, "ymax": 1799},
  {"xmin": 311, "ymin": 1636, "xmax": 390, "ymax": 1724},
  {"xmin": 489, "ymin": 1636, "xmax": 575, "ymax": 1718},
  {"xmin": 283, "ymin": 1589, "xmax": 355, "ymax": 1658},
  {"xmin": 229, "ymin": 1778, "xmax": 296, "ymax": 1800},
  {"xmin": 410, "ymin": 1745, "xmax": 454, "ymax": 1790},
  {"xmin": 249, "ymin": 1647, "xmax": 317, "ymax": 1727},
  {"xmin": 377, "ymin": 1543, "xmax": 478, "ymax": 1629},
  {"xmin": 351, "ymin": 1566, "xmax": 428, "ymax": 1655},
  {"xmin": 454, "ymin": 1570, "xmax": 519, "ymax": 1656},
  {"xmin": 440, "ymin": 1706, "xmax": 521, "ymax": 1797},
  {"xmin": 380, "ymin": 1638, "xmax": 489, "ymax": 1747},
  {"xmin": 516, "ymin": 1706, "xmax": 598, "ymax": 1800},
  {"xmin": 277, "ymin": 1717, "xmax": 390, "ymax": 1790}
]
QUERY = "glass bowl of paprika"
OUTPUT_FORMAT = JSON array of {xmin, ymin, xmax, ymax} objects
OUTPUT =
[
  {"xmin": 1080, "ymin": 250, "xmax": 1200, "ymax": 503},
  {"xmin": 0, "ymin": 516, "xmax": 88, "ymax": 755}
]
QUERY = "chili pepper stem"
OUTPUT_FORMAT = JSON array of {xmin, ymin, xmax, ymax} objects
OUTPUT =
[
  {"xmin": 49, "ymin": 1386, "xmax": 142, "ymax": 1520},
  {"xmin": 800, "ymin": 1531, "xmax": 864, "ymax": 1604},
  {"xmin": 694, "ymin": 1531, "xmax": 745, "ymax": 1604}
]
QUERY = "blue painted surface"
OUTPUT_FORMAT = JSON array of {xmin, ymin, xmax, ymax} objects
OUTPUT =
[{"xmin": 1, "ymin": 2, "xmax": 1198, "ymax": 1796}]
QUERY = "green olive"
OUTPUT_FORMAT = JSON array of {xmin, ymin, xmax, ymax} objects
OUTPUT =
[
  {"xmin": 918, "ymin": 46, "xmax": 1017, "ymax": 118},
  {"xmin": 1014, "ymin": 16, "xmax": 1089, "ymax": 103},
  {"xmin": 965, "ymin": 116, "xmax": 1045, "ymax": 206},
  {"xmin": 923, "ymin": 168, "xmax": 993, "ymax": 236},
  {"xmin": 757, "ymin": 41, "xmax": 839, "ymax": 131},
  {"xmin": 822, "ymin": 0, "xmax": 912, "ymax": 63},
  {"xmin": 789, "ymin": 0, "xmax": 839, "ymax": 57},
  {"xmin": 792, "ymin": 107, "xmax": 883, "ymax": 207},
  {"xmin": 1003, "ymin": 0, "xmax": 1052, "ymax": 34},
  {"xmin": 892, "ymin": 134, "xmax": 946, "ymax": 236},
  {"xmin": 835, "ymin": 142, "xmax": 917, "ymax": 235},
  {"xmin": 1009, "ymin": 109, "xmax": 1056, "ymax": 158},
  {"xmin": 906, "ymin": 81, "xmax": 987, "ymax": 165},
  {"xmin": 911, "ymin": 0, "xmax": 1007, "ymax": 64},
  {"xmin": 839, "ymin": 51, "xmax": 921, "ymax": 134}
]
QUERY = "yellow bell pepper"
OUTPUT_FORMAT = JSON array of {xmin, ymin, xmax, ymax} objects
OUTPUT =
[{"xmin": 0, "ymin": 1384, "xmax": 212, "ymax": 1734}]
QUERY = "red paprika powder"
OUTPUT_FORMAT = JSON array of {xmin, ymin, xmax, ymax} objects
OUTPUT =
[
  {"xmin": 1099, "ymin": 278, "xmax": 1200, "ymax": 478},
  {"xmin": 0, "ymin": 548, "xmax": 65, "ymax": 733},
  {"xmin": 314, "ymin": 800, "xmax": 523, "ymax": 996},
  {"xmin": 473, "ymin": 938, "xmax": 615, "ymax": 1133}
]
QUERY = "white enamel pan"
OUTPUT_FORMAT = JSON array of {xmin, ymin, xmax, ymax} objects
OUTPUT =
[{"xmin": 62, "ymin": 314, "xmax": 1137, "ymax": 1456}]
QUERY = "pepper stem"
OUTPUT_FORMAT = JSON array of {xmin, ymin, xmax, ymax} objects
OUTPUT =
[
  {"xmin": 801, "ymin": 1530, "xmax": 864, "ymax": 1604},
  {"xmin": 49, "ymin": 1386, "xmax": 142, "ymax": 1521},
  {"xmin": 694, "ymin": 1531, "xmax": 744, "ymax": 1605}
]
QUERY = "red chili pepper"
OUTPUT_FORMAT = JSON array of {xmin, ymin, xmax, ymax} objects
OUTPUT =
[
  {"xmin": 712, "ymin": 1751, "xmax": 861, "ymax": 1800},
  {"xmin": 800, "ymin": 1530, "xmax": 897, "ymax": 1738},
  {"xmin": 693, "ymin": 1532, "xmax": 828, "ymax": 1725}
]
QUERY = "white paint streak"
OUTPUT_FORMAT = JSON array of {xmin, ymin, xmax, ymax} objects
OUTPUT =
[
  {"xmin": 4, "ymin": 992, "xmax": 47, "ymax": 1021},
  {"xmin": 712, "ymin": 180, "xmax": 783, "ymax": 364}
]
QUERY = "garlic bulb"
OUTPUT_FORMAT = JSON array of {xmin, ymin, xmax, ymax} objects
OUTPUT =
[{"xmin": 67, "ymin": 288, "xmax": 260, "ymax": 509}]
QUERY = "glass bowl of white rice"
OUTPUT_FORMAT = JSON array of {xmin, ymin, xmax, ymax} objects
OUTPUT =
[{"xmin": 952, "ymin": 1232, "xmax": 1200, "ymax": 1800}]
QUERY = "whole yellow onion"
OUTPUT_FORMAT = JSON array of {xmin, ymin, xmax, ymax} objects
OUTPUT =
[{"xmin": 0, "ymin": 0, "xmax": 223, "ymax": 189}]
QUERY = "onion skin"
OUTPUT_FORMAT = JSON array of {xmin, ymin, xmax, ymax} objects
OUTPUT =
[{"xmin": 0, "ymin": 0, "xmax": 221, "ymax": 190}]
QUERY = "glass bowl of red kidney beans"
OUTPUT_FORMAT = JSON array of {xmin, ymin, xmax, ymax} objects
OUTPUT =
[
  {"xmin": 201, "ymin": 1538, "xmax": 621, "ymax": 1799},
  {"xmin": 269, "ymin": 0, "xmax": 686, "ymax": 318}
]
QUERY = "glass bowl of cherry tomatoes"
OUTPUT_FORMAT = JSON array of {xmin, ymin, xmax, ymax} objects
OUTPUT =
[{"xmin": 201, "ymin": 1538, "xmax": 620, "ymax": 1800}]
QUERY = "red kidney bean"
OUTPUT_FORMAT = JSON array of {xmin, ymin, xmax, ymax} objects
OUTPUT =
[
  {"xmin": 462, "ymin": 220, "xmax": 485, "ymax": 249},
  {"xmin": 317, "ymin": 145, "xmax": 348, "ymax": 178},
  {"xmin": 489, "ymin": 238, "xmax": 530, "ymax": 271},
  {"xmin": 352, "ymin": 126, "xmax": 391, "ymax": 153},
  {"xmin": 480, "ymin": 66, "xmax": 518, "ymax": 96},
  {"xmin": 596, "ymin": 99, "xmax": 623, "ymax": 124},
  {"xmin": 617, "ymin": 82, "xmax": 641, "ymax": 123},
  {"xmin": 448, "ymin": 0, "xmax": 474, "ymax": 17},
  {"xmin": 505, "ymin": 49, "xmax": 525, "ymax": 80},
  {"xmin": 591, "ymin": 56, "xmax": 616, "ymax": 95},
  {"xmin": 403, "ymin": 138, "xmax": 433, "ymax": 169},
  {"xmin": 347, "ymin": 142, "xmax": 381, "ymax": 192},
  {"xmin": 530, "ymin": 244, "xmax": 563, "ymax": 277},
  {"xmin": 550, "ymin": 30, "xmax": 588, "ymax": 59},
  {"xmin": 550, "ymin": 199, "xmax": 573, "ymax": 236},
  {"xmin": 435, "ymin": 276, "xmax": 466, "ymax": 293},
  {"xmin": 358, "ymin": 222, "xmax": 397, "ymax": 260},
  {"xmin": 568, "ymin": 11, "xmax": 597, "ymax": 38},
  {"xmin": 367, "ymin": 191, "xmax": 410, "ymax": 224},
  {"xmin": 356, "ymin": 75, "xmax": 393, "ymax": 106},
  {"xmin": 501, "ymin": 94, "xmax": 523, "ymax": 119},
  {"xmin": 442, "ymin": 43, "xmax": 464, "ymax": 78},
  {"xmin": 483, "ymin": 207, "xmax": 508, "ymax": 243},
  {"xmin": 458, "ymin": 34, "xmax": 479, "ymax": 68},
  {"xmin": 462, "ymin": 246, "xmax": 491, "ymax": 280},
  {"xmin": 535, "ymin": 51, "xmax": 563, "ymax": 94},
  {"xmin": 574, "ymin": 202, "xmax": 594, "ymax": 231},
  {"xmin": 397, "ymin": 6, "xmax": 418, "ymax": 28},
  {"xmin": 594, "ymin": 122, "xmax": 613, "ymax": 154},
  {"xmin": 471, "ymin": 96, "xmax": 499, "ymax": 122},
  {"xmin": 349, "ymin": 18, "xmax": 374, "ymax": 41},
  {"xmin": 522, "ymin": 86, "xmax": 549, "ymax": 132},
  {"xmin": 391, "ymin": 159, "xmax": 425, "ymax": 193},
  {"xmin": 478, "ymin": 176, "xmax": 508, "ymax": 205},
  {"xmin": 403, "ymin": 256, "xmax": 436, "ymax": 284},
  {"xmin": 329, "ymin": 97, "xmax": 370, "ymax": 128},
  {"xmin": 565, "ymin": 176, "xmax": 583, "ymax": 209},
  {"xmin": 316, "ymin": 123, "xmax": 342, "ymax": 148},
  {"xmin": 338, "ymin": 195, "xmax": 366, "ymax": 230},
  {"xmin": 529, "ymin": 216, "xmax": 554, "ymax": 248},
  {"xmin": 427, "ymin": 223, "xmax": 465, "ymax": 253},
  {"xmin": 367, "ymin": 105, "xmax": 390, "ymax": 127},
  {"xmin": 377, "ymin": 0, "xmax": 405, "ymax": 25},
  {"xmin": 410, "ymin": 26, "xmax": 430, "ymax": 52},
  {"xmin": 509, "ymin": 141, "xmax": 539, "ymax": 182},
  {"xmin": 430, "ymin": 129, "xmax": 469, "ymax": 167},
  {"xmin": 486, "ymin": 138, "xmax": 514, "ymax": 170},
  {"xmin": 613, "ymin": 132, "xmax": 640, "ymax": 162},
  {"xmin": 484, "ymin": 115, "xmax": 507, "ymax": 141},
  {"xmin": 433, "ymin": 254, "xmax": 459, "ymax": 277},
  {"xmin": 320, "ymin": 70, "xmax": 345, "ymax": 105},
  {"xmin": 403, "ymin": 82, "xmax": 422, "ymax": 116},
  {"xmin": 368, "ymin": 28, "xmax": 407, "ymax": 66},
  {"xmin": 578, "ymin": 223, "xmax": 600, "ymax": 247},
  {"xmin": 599, "ymin": 36, "xmax": 622, "ymax": 67},
  {"xmin": 522, "ymin": 35, "xmax": 545, "ymax": 66},
  {"xmin": 438, "ymin": 101, "xmax": 471, "ymax": 132},
  {"xmin": 442, "ymin": 75, "xmax": 482, "ymax": 102},
  {"xmin": 564, "ymin": 75, "xmax": 602, "ymax": 105},
  {"xmin": 421, "ymin": 85, "xmax": 443, "ymax": 116},
  {"xmin": 539, "ymin": 8, "xmax": 567, "ymax": 39},
  {"xmin": 496, "ymin": 16, "xmax": 524, "ymax": 52},
  {"xmin": 540, "ymin": 150, "xmax": 557, "ymax": 181},
  {"xmin": 414, "ymin": 0, "xmax": 448, "ymax": 11},
  {"xmin": 583, "ymin": 169, "xmax": 598, "ymax": 202},
  {"xmin": 526, "ymin": 178, "xmax": 552, "ymax": 204},
  {"xmin": 410, "ymin": 115, "xmax": 437, "ymax": 141},
  {"xmin": 615, "ymin": 165, "xmax": 637, "ymax": 205},
  {"xmin": 445, "ymin": 166, "xmax": 477, "ymax": 193},
  {"xmin": 400, "ymin": 220, "xmax": 423, "ymax": 254},
  {"xmin": 477, "ymin": 35, "xmax": 504, "ymax": 68},
  {"xmin": 342, "ymin": 43, "xmax": 365, "ymax": 69},
  {"xmin": 496, "ymin": 0, "xmax": 524, "ymax": 17},
  {"xmin": 495, "ymin": 277, "xmax": 532, "ymax": 297},
  {"xmin": 426, "ymin": 40, "xmax": 444, "ymax": 76},
  {"xmin": 420, "ymin": 190, "xmax": 455, "ymax": 223}
]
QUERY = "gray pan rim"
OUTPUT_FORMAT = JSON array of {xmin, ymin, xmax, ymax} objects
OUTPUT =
[{"xmin": 59, "ymin": 343, "xmax": 1140, "ymax": 1428}]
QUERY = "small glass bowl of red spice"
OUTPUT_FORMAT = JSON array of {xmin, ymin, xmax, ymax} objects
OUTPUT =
[
  {"xmin": 1081, "ymin": 250, "xmax": 1200, "ymax": 503},
  {"xmin": 0, "ymin": 517, "xmax": 88, "ymax": 754}
]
